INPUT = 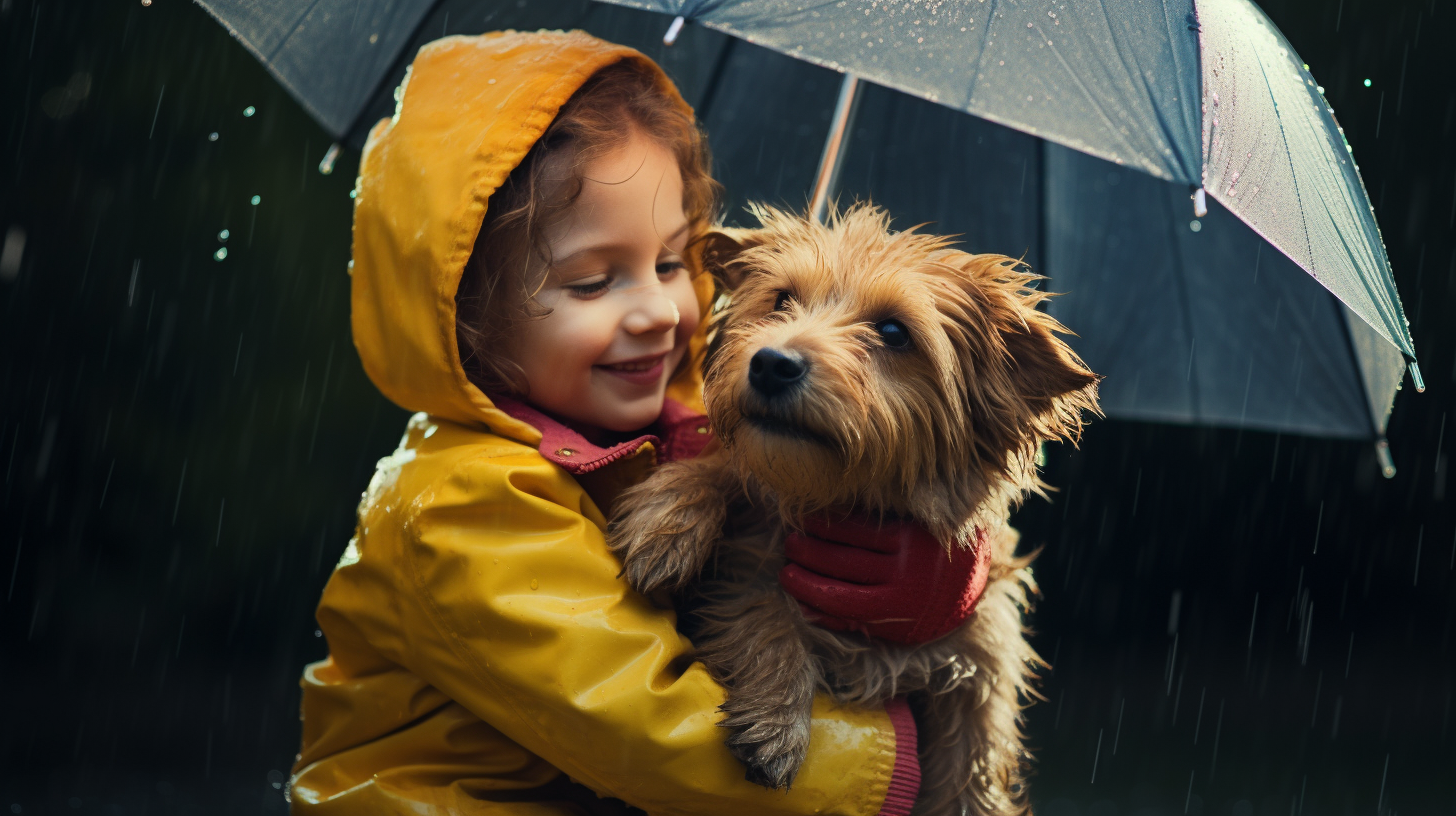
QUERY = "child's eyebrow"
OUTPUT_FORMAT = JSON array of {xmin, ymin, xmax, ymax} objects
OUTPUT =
[
  {"xmin": 553, "ymin": 222, "xmax": 692, "ymax": 267},
  {"xmin": 660, "ymin": 221, "xmax": 692, "ymax": 247}
]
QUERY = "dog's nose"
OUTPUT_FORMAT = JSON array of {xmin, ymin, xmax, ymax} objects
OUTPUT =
[{"xmin": 748, "ymin": 347, "xmax": 809, "ymax": 397}]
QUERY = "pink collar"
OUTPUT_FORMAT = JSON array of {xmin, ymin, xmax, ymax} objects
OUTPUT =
[{"xmin": 492, "ymin": 396, "xmax": 713, "ymax": 474}]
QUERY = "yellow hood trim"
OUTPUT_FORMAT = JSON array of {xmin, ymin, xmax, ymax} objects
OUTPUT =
[{"xmin": 350, "ymin": 30, "xmax": 712, "ymax": 445}]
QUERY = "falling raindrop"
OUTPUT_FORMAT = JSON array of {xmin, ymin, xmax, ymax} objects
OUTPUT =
[
  {"xmin": 250, "ymin": 195, "xmax": 261, "ymax": 206},
  {"xmin": 1363, "ymin": 78, "xmax": 1372, "ymax": 87},
  {"xmin": 218, "ymin": 229, "xmax": 230, "ymax": 242},
  {"xmin": 141, "ymin": 0, "xmax": 151, "ymax": 5},
  {"xmin": 243, "ymin": 105, "xmax": 256, "ymax": 117},
  {"xmin": 214, "ymin": 247, "xmax": 228, "ymax": 261},
  {"xmin": 0, "ymin": 226, "xmax": 25, "ymax": 282},
  {"xmin": 207, "ymin": 131, "xmax": 219, "ymax": 141}
]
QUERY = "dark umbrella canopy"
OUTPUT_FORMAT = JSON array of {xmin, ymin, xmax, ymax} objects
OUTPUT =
[{"xmin": 196, "ymin": 0, "xmax": 1418, "ymax": 446}]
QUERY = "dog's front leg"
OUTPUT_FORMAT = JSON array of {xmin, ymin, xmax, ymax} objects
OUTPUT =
[
  {"xmin": 696, "ymin": 586, "xmax": 817, "ymax": 790},
  {"xmin": 609, "ymin": 451, "xmax": 738, "ymax": 595}
]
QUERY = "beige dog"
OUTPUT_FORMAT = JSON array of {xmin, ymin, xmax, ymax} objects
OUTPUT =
[{"xmin": 609, "ymin": 204, "xmax": 1099, "ymax": 815}]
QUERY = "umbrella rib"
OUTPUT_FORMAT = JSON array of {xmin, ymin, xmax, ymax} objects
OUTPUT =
[
  {"xmin": 1243, "ymin": 31, "xmax": 1410, "ymax": 354},
  {"xmin": 1093, "ymin": 0, "xmax": 1190, "ymax": 183},
  {"xmin": 1028, "ymin": 20, "xmax": 1152, "ymax": 177},
  {"xmin": 1247, "ymin": 38, "xmax": 1317, "ymax": 308},
  {"xmin": 265, "ymin": 0, "xmax": 331, "ymax": 62},
  {"xmin": 1311, "ymin": 188, "xmax": 1408, "ymax": 350},
  {"xmin": 960, "ymin": 0, "xmax": 1002, "ymax": 107},
  {"xmin": 1300, "ymin": 126, "xmax": 1408, "ymax": 347},
  {"xmin": 1158, "ymin": 0, "xmax": 1201, "ymax": 182},
  {"xmin": 193, "ymin": 0, "xmax": 345, "ymax": 137}
]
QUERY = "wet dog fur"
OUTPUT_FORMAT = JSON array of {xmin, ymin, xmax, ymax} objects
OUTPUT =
[{"xmin": 608, "ymin": 204, "xmax": 1099, "ymax": 815}]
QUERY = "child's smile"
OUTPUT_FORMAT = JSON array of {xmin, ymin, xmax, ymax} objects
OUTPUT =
[{"xmin": 506, "ymin": 128, "xmax": 702, "ymax": 433}]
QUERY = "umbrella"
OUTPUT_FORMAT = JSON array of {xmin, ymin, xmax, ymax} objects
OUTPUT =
[{"xmin": 197, "ymin": 0, "xmax": 1420, "ymax": 470}]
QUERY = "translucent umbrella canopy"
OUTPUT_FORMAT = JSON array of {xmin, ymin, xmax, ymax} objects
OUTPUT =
[{"xmin": 198, "ymin": 0, "xmax": 1418, "ymax": 447}]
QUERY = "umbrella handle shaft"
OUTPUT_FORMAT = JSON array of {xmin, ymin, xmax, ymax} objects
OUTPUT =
[{"xmin": 811, "ymin": 74, "xmax": 862, "ymax": 225}]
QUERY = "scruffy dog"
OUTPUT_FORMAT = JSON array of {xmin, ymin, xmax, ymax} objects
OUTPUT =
[{"xmin": 608, "ymin": 204, "xmax": 1099, "ymax": 815}]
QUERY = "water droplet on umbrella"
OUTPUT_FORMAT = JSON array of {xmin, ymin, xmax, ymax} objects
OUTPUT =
[
  {"xmin": 242, "ymin": 106, "xmax": 256, "ymax": 117},
  {"xmin": 218, "ymin": 229, "xmax": 230, "ymax": 242},
  {"xmin": 207, "ymin": 132, "xmax": 219, "ymax": 141},
  {"xmin": 214, "ymin": 247, "xmax": 228, "ymax": 261},
  {"xmin": 1189, "ymin": 220, "xmax": 1202, "ymax": 232}
]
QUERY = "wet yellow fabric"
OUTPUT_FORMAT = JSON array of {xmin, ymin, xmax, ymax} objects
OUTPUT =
[{"xmin": 291, "ymin": 30, "xmax": 898, "ymax": 816}]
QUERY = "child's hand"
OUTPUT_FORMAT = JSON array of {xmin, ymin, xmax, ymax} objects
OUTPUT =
[{"xmin": 779, "ymin": 513, "xmax": 990, "ymax": 645}]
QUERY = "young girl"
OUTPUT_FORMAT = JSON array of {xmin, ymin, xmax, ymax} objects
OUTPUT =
[{"xmin": 290, "ymin": 30, "xmax": 983, "ymax": 816}]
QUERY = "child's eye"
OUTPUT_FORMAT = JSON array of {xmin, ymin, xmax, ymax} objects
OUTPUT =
[
  {"xmin": 657, "ymin": 260, "xmax": 686, "ymax": 276},
  {"xmin": 565, "ymin": 278, "xmax": 611, "ymax": 297}
]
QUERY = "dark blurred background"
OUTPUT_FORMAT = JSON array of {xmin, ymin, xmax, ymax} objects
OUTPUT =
[{"xmin": 1, "ymin": 0, "xmax": 1452, "ymax": 814}]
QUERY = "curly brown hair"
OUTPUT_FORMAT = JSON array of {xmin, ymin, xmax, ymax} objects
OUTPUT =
[{"xmin": 455, "ymin": 59, "xmax": 721, "ymax": 397}]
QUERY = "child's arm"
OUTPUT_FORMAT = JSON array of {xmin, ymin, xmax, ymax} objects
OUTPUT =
[{"xmin": 373, "ymin": 448, "xmax": 913, "ymax": 816}]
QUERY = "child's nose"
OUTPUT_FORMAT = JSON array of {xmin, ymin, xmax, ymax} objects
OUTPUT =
[{"xmin": 621, "ymin": 286, "xmax": 680, "ymax": 335}]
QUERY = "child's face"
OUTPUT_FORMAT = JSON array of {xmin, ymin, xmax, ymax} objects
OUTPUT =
[{"xmin": 508, "ymin": 129, "xmax": 702, "ymax": 433}]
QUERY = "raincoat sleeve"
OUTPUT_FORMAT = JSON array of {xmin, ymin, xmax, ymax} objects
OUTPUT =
[{"xmin": 388, "ymin": 445, "xmax": 905, "ymax": 816}]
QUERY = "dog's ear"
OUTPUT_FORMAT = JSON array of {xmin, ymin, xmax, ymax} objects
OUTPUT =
[
  {"xmin": 1002, "ymin": 316, "xmax": 1099, "ymax": 407},
  {"xmin": 701, "ymin": 226, "xmax": 766, "ymax": 290},
  {"xmin": 955, "ymin": 253, "xmax": 1098, "ymax": 409}
]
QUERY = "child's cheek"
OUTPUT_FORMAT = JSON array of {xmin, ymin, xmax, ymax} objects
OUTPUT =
[{"xmin": 561, "ymin": 302, "xmax": 618, "ymax": 365}]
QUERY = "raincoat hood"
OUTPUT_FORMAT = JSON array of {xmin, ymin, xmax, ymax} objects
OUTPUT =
[{"xmin": 350, "ymin": 30, "xmax": 713, "ymax": 442}]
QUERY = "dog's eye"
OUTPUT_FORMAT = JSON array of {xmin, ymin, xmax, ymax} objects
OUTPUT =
[
  {"xmin": 876, "ymin": 319, "xmax": 911, "ymax": 348},
  {"xmin": 773, "ymin": 291, "xmax": 794, "ymax": 312}
]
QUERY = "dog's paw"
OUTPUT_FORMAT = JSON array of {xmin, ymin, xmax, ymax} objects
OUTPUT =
[
  {"xmin": 608, "ymin": 525, "xmax": 693, "ymax": 595},
  {"xmin": 720, "ymin": 705, "xmax": 811, "ymax": 790}
]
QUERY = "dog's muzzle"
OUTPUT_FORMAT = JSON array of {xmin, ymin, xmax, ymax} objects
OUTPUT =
[{"xmin": 748, "ymin": 347, "xmax": 809, "ymax": 398}]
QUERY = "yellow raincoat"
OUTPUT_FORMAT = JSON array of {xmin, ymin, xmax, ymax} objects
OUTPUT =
[{"xmin": 289, "ymin": 30, "xmax": 916, "ymax": 816}]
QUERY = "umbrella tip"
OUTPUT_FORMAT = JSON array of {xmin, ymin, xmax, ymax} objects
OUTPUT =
[
  {"xmin": 1375, "ymin": 439, "xmax": 1396, "ymax": 479},
  {"xmin": 319, "ymin": 142, "xmax": 342, "ymax": 176},
  {"xmin": 664, "ymin": 16, "xmax": 685, "ymax": 46},
  {"xmin": 1408, "ymin": 360, "xmax": 1425, "ymax": 393}
]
